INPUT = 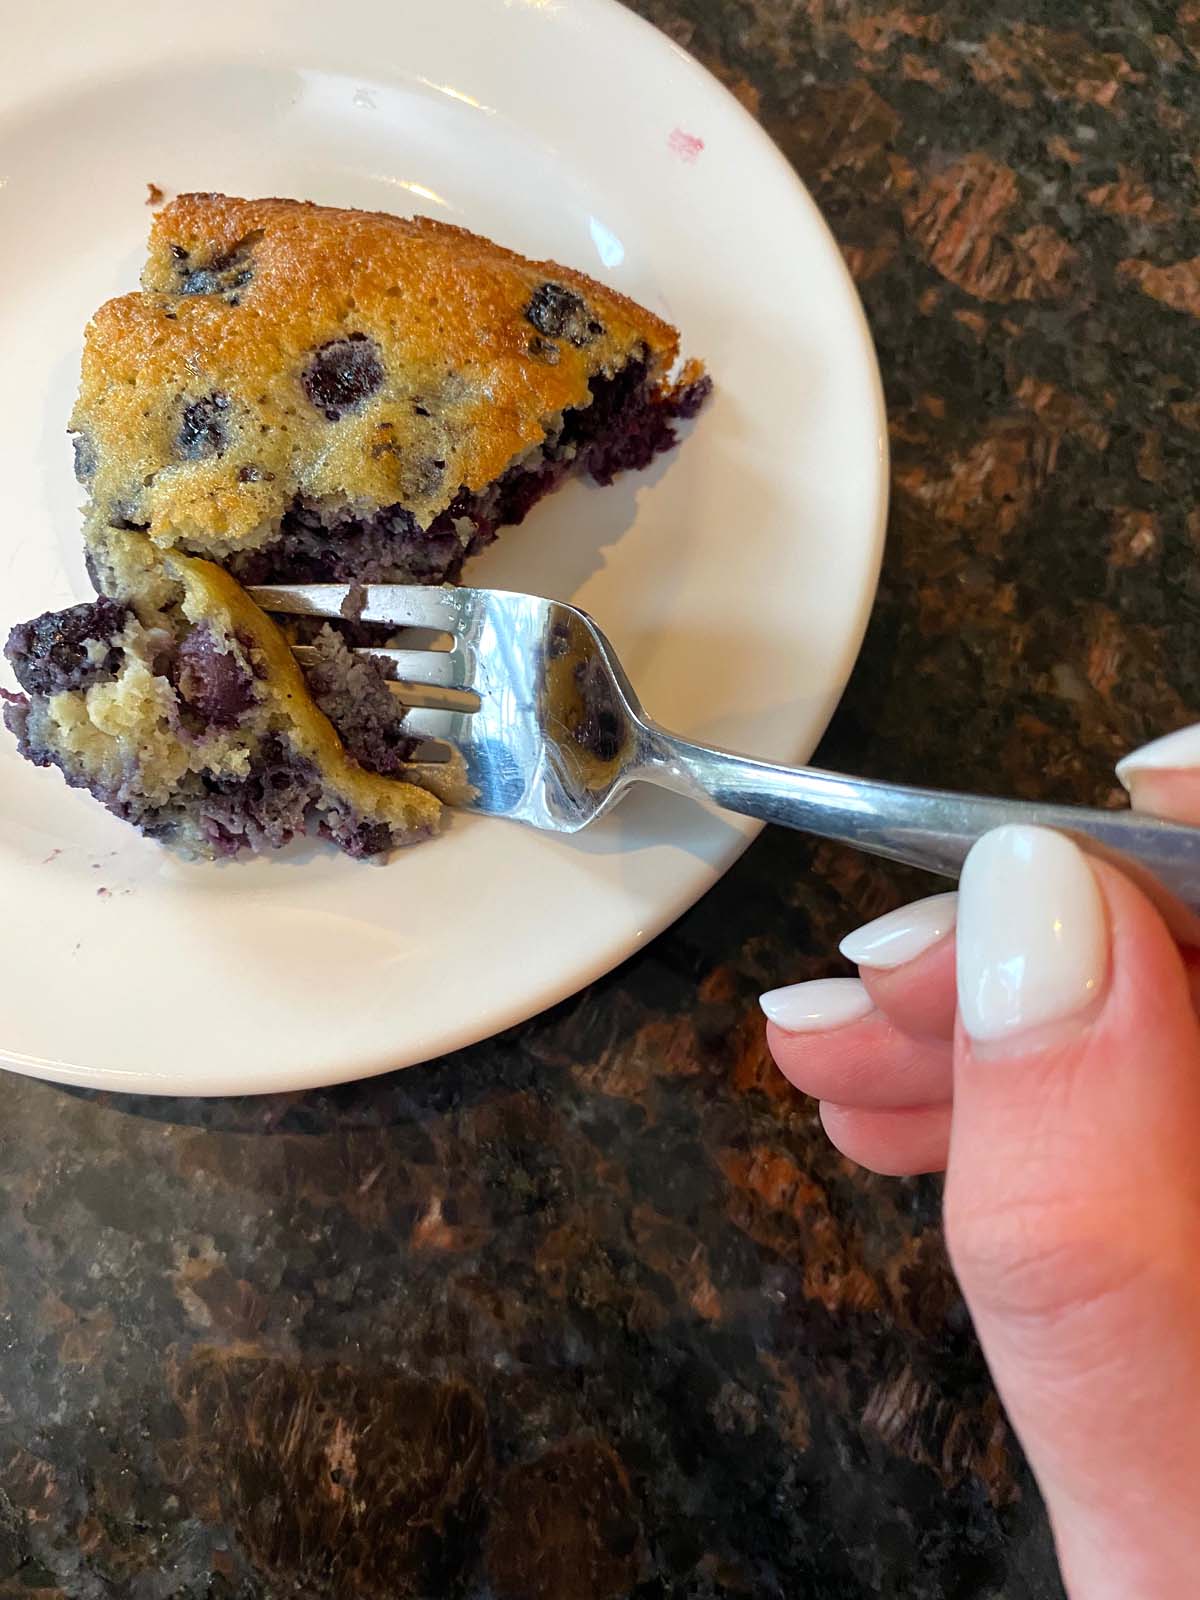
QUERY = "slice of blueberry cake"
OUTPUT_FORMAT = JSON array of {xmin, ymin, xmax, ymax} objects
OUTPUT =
[
  {"xmin": 73, "ymin": 193, "xmax": 710, "ymax": 596},
  {"xmin": 6, "ymin": 193, "xmax": 708, "ymax": 860},
  {"xmin": 3, "ymin": 540, "xmax": 466, "ymax": 859}
]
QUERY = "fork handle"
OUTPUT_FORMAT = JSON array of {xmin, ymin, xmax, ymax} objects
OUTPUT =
[{"xmin": 643, "ymin": 733, "xmax": 1200, "ymax": 911}]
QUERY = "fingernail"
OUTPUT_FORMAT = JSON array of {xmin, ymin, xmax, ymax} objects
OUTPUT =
[
  {"xmin": 759, "ymin": 977, "xmax": 873, "ymax": 1033},
  {"xmin": 839, "ymin": 892, "xmax": 958, "ymax": 971},
  {"xmin": 957, "ymin": 825, "xmax": 1108, "ymax": 1046},
  {"xmin": 1116, "ymin": 722, "xmax": 1200, "ymax": 789}
]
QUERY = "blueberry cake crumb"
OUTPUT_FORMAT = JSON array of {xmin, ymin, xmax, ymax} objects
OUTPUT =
[
  {"xmin": 6, "ymin": 598, "xmax": 130, "ymax": 696},
  {"xmin": 300, "ymin": 626, "xmax": 421, "ymax": 776},
  {"xmin": 72, "ymin": 432, "xmax": 98, "ymax": 483},
  {"xmin": 4, "ymin": 546, "xmax": 465, "ymax": 861}
]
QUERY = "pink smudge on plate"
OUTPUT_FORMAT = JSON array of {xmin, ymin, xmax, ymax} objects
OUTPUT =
[{"xmin": 667, "ymin": 127, "xmax": 704, "ymax": 163}]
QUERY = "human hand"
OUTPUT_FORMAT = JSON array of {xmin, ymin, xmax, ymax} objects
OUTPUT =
[{"xmin": 760, "ymin": 727, "xmax": 1200, "ymax": 1598}]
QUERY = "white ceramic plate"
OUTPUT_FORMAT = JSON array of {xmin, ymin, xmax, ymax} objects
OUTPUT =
[{"xmin": 0, "ymin": 0, "xmax": 886, "ymax": 1095}]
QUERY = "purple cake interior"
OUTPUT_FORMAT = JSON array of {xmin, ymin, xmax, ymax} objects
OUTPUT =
[{"xmin": 225, "ymin": 360, "xmax": 712, "ymax": 585}]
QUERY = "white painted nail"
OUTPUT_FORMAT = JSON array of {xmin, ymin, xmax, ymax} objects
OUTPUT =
[
  {"xmin": 1116, "ymin": 722, "xmax": 1200, "ymax": 789},
  {"xmin": 839, "ymin": 892, "xmax": 958, "ymax": 971},
  {"xmin": 759, "ymin": 978, "xmax": 873, "ymax": 1034},
  {"xmin": 957, "ymin": 825, "xmax": 1108, "ymax": 1046}
]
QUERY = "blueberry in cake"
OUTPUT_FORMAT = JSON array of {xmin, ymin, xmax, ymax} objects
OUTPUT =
[{"xmin": 5, "ymin": 194, "xmax": 709, "ymax": 859}]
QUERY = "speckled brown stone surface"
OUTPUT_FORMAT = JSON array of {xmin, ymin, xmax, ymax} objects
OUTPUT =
[{"xmin": 5, "ymin": 2, "xmax": 1197, "ymax": 1594}]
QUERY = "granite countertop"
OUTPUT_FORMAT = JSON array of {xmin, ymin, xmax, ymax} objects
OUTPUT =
[{"xmin": 3, "ymin": 2, "xmax": 1195, "ymax": 1595}]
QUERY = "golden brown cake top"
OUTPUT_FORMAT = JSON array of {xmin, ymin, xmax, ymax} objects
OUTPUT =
[{"xmin": 71, "ymin": 194, "xmax": 682, "ymax": 561}]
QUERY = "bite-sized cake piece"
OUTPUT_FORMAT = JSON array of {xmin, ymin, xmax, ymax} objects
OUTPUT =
[
  {"xmin": 3, "ymin": 540, "xmax": 466, "ymax": 860},
  {"xmin": 73, "ymin": 193, "xmax": 710, "ymax": 596}
]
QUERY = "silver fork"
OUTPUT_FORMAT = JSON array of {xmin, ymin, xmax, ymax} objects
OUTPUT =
[{"xmin": 251, "ymin": 582, "xmax": 1200, "ymax": 911}]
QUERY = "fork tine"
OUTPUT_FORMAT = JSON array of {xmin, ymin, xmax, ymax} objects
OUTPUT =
[
  {"xmin": 247, "ymin": 583, "xmax": 467, "ymax": 633},
  {"xmin": 399, "ymin": 707, "xmax": 473, "ymax": 743},
  {"xmin": 289, "ymin": 644, "xmax": 473, "ymax": 690}
]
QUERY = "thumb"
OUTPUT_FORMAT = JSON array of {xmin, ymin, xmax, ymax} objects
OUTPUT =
[{"xmin": 944, "ymin": 825, "xmax": 1200, "ymax": 1599}]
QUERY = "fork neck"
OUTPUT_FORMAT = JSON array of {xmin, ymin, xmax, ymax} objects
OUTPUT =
[{"xmin": 632, "ymin": 724, "xmax": 1200, "ymax": 917}]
